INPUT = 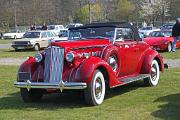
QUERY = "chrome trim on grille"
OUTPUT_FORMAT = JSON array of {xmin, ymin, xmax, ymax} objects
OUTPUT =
[{"xmin": 44, "ymin": 46, "xmax": 64, "ymax": 83}]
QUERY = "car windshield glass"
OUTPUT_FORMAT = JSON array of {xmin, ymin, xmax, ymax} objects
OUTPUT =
[
  {"xmin": 141, "ymin": 27, "xmax": 152, "ymax": 30},
  {"xmin": 48, "ymin": 26, "xmax": 55, "ymax": 30},
  {"xmin": 164, "ymin": 31, "xmax": 172, "ymax": 36},
  {"xmin": 59, "ymin": 30, "xmax": 68, "ymax": 37},
  {"xmin": 68, "ymin": 27, "xmax": 115, "ymax": 41},
  {"xmin": 23, "ymin": 32, "xmax": 40, "ymax": 38},
  {"xmin": 149, "ymin": 32, "xmax": 157, "ymax": 37},
  {"xmin": 66, "ymin": 25, "xmax": 75, "ymax": 29}
]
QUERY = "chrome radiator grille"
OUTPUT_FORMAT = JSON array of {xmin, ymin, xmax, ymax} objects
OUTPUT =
[{"xmin": 44, "ymin": 46, "xmax": 64, "ymax": 83}]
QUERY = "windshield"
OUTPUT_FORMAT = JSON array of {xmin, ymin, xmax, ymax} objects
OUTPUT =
[
  {"xmin": 48, "ymin": 26, "xmax": 55, "ymax": 30},
  {"xmin": 59, "ymin": 30, "xmax": 68, "ymax": 37},
  {"xmin": 23, "ymin": 32, "xmax": 40, "ymax": 38},
  {"xmin": 141, "ymin": 27, "xmax": 152, "ymax": 30},
  {"xmin": 149, "ymin": 31, "xmax": 171, "ymax": 37},
  {"xmin": 68, "ymin": 27, "xmax": 115, "ymax": 41}
]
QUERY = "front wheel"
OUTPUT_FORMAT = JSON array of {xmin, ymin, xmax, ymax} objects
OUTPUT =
[
  {"xmin": 166, "ymin": 43, "xmax": 172, "ymax": 52},
  {"xmin": 20, "ymin": 88, "xmax": 43, "ymax": 102},
  {"xmin": 144, "ymin": 60, "xmax": 160, "ymax": 86},
  {"xmin": 34, "ymin": 43, "xmax": 40, "ymax": 51},
  {"xmin": 84, "ymin": 70, "xmax": 105, "ymax": 106}
]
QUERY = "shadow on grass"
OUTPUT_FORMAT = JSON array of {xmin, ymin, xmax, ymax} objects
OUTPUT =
[
  {"xmin": 0, "ymin": 81, "xmax": 145, "ymax": 110},
  {"xmin": 151, "ymin": 93, "xmax": 180, "ymax": 120}
]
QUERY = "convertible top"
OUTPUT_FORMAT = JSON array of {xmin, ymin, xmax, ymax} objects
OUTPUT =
[{"xmin": 69, "ymin": 22, "xmax": 140, "ymax": 39}]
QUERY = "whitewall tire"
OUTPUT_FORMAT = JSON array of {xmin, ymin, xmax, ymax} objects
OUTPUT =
[
  {"xmin": 144, "ymin": 60, "xmax": 160, "ymax": 86},
  {"xmin": 84, "ymin": 70, "xmax": 105, "ymax": 106}
]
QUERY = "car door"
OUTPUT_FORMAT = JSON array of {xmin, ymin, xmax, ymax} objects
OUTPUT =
[
  {"xmin": 40, "ymin": 32, "xmax": 48, "ymax": 47},
  {"xmin": 114, "ymin": 28, "xmax": 142, "ymax": 77}
]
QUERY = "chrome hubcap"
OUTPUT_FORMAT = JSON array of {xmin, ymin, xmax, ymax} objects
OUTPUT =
[
  {"xmin": 95, "ymin": 77, "xmax": 102, "ymax": 99},
  {"xmin": 151, "ymin": 64, "xmax": 157, "ymax": 81},
  {"xmin": 108, "ymin": 55, "xmax": 118, "ymax": 72},
  {"xmin": 168, "ymin": 44, "xmax": 171, "ymax": 51}
]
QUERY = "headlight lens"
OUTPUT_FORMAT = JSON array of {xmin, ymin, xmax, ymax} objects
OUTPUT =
[
  {"xmin": 34, "ymin": 53, "xmax": 43, "ymax": 62},
  {"xmin": 66, "ymin": 52, "xmax": 74, "ymax": 62}
]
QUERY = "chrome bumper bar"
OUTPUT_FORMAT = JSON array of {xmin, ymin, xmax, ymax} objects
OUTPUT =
[{"xmin": 14, "ymin": 80, "xmax": 87, "ymax": 92}]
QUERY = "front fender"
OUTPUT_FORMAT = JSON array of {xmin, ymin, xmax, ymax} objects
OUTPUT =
[
  {"xmin": 140, "ymin": 48, "xmax": 164, "ymax": 74},
  {"xmin": 74, "ymin": 56, "xmax": 119, "ymax": 87},
  {"xmin": 18, "ymin": 57, "xmax": 44, "ymax": 82}
]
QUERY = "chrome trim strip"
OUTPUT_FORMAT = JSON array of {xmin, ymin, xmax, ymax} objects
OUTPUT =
[
  {"xmin": 111, "ymin": 74, "xmax": 150, "ymax": 88},
  {"xmin": 14, "ymin": 80, "xmax": 87, "ymax": 92}
]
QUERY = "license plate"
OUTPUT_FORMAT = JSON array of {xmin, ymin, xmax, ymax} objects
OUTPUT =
[
  {"xmin": 18, "ymin": 72, "xmax": 31, "ymax": 81},
  {"xmin": 17, "ymin": 47, "xmax": 24, "ymax": 49}
]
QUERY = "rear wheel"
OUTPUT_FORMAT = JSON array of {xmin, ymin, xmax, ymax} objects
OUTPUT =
[
  {"xmin": 144, "ymin": 60, "xmax": 160, "ymax": 86},
  {"xmin": 84, "ymin": 70, "xmax": 105, "ymax": 106},
  {"xmin": 20, "ymin": 88, "xmax": 43, "ymax": 102},
  {"xmin": 14, "ymin": 35, "xmax": 17, "ymax": 39}
]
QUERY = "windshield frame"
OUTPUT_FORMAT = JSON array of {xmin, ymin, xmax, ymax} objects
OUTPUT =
[{"xmin": 68, "ymin": 26, "xmax": 115, "ymax": 42}]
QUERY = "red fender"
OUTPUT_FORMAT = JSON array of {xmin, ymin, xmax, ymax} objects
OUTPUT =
[
  {"xmin": 101, "ymin": 45, "xmax": 121, "ymax": 76},
  {"xmin": 140, "ymin": 48, "xmax": 164, "ymax": 74},
  {"xmin": 18, "ymin": 57, "xmax": 44, "ymax": 82},
  {"xmin": 74, "ymin": 56, "xmax": 121, "ymax": 87}
]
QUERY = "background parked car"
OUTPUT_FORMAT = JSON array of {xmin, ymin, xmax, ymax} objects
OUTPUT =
[
  {"xmin": 58, "ymin": 29, "xmax": 68, "ymax": 40},
  {"xmin": 65, "ymin": 23, "xmax": 83, "ymax": 29},
  {"xmin": 139, "ymin": 26, "xmax": 160, "ymax": 37},
  {"xmin": 11, "ymin": 30, "xmax": 60, "ymax": 51},
  {"xmin": 160, "ymin": 23, "xmax": 174, "ymax": 31},
  {"xmin": 47, "ymin": 25, "xmax": 64, "ymax": 35},
  {"xmin": 144, "ymin": 30, "xmax": 180, "ymax": 52},
  {"xmin": 3, "ymin": 29, "xmax": 25, "ymax": 39}
]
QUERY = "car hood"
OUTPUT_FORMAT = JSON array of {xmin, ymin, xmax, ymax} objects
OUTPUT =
[{"xmin": 51, "ymin": 39, "xmax": 110, "ymax": 49}]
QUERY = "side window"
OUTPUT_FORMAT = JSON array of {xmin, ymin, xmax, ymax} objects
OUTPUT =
[
  {"xmin": 41, "ymin": 32, "xmax": 47, "ymax": 38},
  {"xmin": 123, "ymin": 28, "xmax": 134, "ymax": 40},
  {"xmin": 115, "ymin": 28, "xmax": 134, "ymax": 41}
]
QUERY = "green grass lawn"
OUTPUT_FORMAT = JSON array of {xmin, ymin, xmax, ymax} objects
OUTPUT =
[
  {"xmin": 160, "ymin": 49, "xmax": 180, "ymax": 59},
  {"xmin": 0, "ymin": 49, "xmax": 36, "ymax": 58},
  {"xmin": 0, "ymin": 39, "xmax": 12, "ymax": 44},
  {"xmin": 0, "ymin": 65, "xmax": 180, "ymax": 120}
]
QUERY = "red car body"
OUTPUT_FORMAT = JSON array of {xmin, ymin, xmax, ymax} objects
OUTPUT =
[
  {"xmin": 144, "ymin": 31, "xmax": 180, "ymax": 52},
  {"xmin": 14, "ymin": 22, "xmax": 164, "ymax": 105}
]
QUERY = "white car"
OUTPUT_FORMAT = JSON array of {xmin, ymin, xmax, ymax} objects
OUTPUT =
[
  {"xmin": 65, "ymin": 23, "xmax": 83, "ymax": 29},
  {"xmin": 139, "ymin": 26, "xmax": 160, "ymax": 37},
  {"xmin": 3, "ymin": 29, "xmax": 25, "ymax": 39},
  {"xmin": 47, "ymin": 25, "xmax": 64, "ymax": 35},
  {"xmin": 11, "ymin": 30, "xmax": 61, "ymax": 51}
]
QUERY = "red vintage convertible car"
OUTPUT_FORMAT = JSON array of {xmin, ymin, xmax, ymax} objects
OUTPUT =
[
  {"xmin": 14, "ymin": 22, "xmax": 164, "ymax": 106},
  {"xmin": 144, "ymin": 30, "xmax": 180, "ymax": 52}
]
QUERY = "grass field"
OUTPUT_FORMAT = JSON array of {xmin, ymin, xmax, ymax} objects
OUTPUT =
[
  {"xmin": 160, "ymin": 49, "xmax": 180, "ymax": 59},
  {"xmin": 0, "ymin": 49, "xmax": 36, "ymax": 58},
  {"xmin": 0, "ymin": 65, "xmax": 180, "ymax": 120},
  {"xmin": 0, "ymin": 39, "xmax": 12, "ymax": 44}
]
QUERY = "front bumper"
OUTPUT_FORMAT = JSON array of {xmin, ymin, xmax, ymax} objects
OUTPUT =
[
  {"xmin": 14, "ymin": 80, "xmax": 87, "ymax": 92},
  {"xmin": 11, "ymin": 44, "xmax": 33, "ymax": 49}
]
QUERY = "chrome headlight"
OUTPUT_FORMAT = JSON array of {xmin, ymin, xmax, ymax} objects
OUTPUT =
[
  {"xmin": 34, "ymin": 53, "xmax": 43, "ymax": 62},
  {"xmin": 66, "ymin": 52, "xmax": 74, "ymax": 62}
]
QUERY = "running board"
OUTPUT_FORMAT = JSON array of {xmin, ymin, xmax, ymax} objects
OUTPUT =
[
  {"xmin": 112, "ymin": 74, "xmax": 150, "ymax": 88},
  {"xmin": 120, "ymin": 74, "xmax": 150, "ymax": 84}
]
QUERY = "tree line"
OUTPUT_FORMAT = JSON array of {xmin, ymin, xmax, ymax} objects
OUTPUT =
[{"xmin": 0, "ymin": 0, "xmax": 180, "ymax": 30}]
